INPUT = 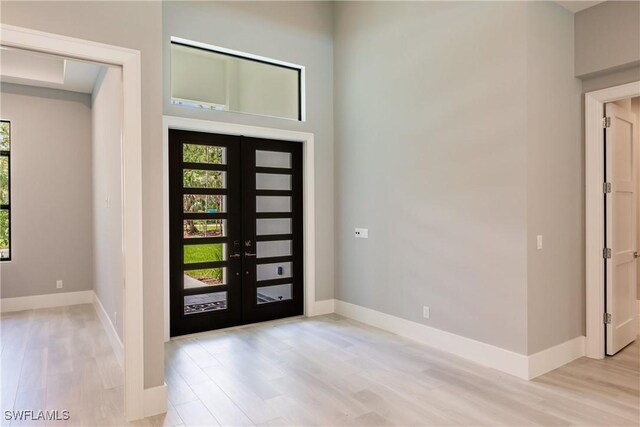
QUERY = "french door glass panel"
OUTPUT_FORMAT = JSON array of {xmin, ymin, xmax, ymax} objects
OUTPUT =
[
  {"xmin": 170, "ymin": 131, "xmax": 302, "ymax": 336},
  {"xmin": 256, "ymin": 218, "xmax": 291, "ymax": 235},
  {"xmin": 257, "ymin": 240, "xmax": 292, "ymax": 258},
  {"xmin": 184, "ymin": 219, "xmax": 227, "ymax": 238}
]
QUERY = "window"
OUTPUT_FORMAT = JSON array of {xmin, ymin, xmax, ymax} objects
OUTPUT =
[
  {"xmin": 170, "ymin": 38, "xmax": 304, "ymax": 121},
  {"xmin": 0, "ymin": 120, "xmax": 10, "ymax": 260}
]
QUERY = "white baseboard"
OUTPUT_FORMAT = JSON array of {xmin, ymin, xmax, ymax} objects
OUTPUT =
[
  {"xmin": 310, "ymin": 299, "xmax": 335, "ymax": 316},
  {"xmin": 527, "ymin": 336, "xmax": 585, "ymax": 379},
  {"xmin": 334, "ymin": 300, "xmax": 585, "ymax": 380},
  {"xmin": 143, "ymin": 383, "xmax": 167, "ymax": 417},
  {"xmin": 93, "ymin": 293, "xmax": 124, "ymax": 367},
  {"xmin": 0, "ymin": 290, "xmax": 94, "ymax": 313},
  {"xmin": 334, "ymin": 300, "xmax": 529, "ymax": 379}
]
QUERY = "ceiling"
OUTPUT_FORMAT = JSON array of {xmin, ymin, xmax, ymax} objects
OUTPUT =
[
  {"xmin": 0, "ymin": 47, "xmax": 105, "ymax": 94},
  {"xmin": 555, "ymin": 1, "xmax": 606, "ymax": 13}
]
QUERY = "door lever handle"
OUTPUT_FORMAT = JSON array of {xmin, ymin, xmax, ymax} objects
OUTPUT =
[
  {"xmin": 634, "ymin": 252, "xmax": 639, "ymax": 259},
  {"xmin": 229, "ymin": 254, "xmax": 241, "ymax": 259},
  {"xmin": 245, "ymin": 253, "xmax": 257, "ymax": 257}
]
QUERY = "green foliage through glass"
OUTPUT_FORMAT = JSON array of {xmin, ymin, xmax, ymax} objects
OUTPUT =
[
  {"xmin": 1, "ymin": 120, "xmax": 10, "ymax": 260},
  {"xmin": 0, "ymin": 210, "xmax": 9, "ymax": 257},
  {"xmin": 183, "ymin": 144, "xmax": 224, "ymax": 164},
  {"xmin": 0, "ymin": 122, "xmax": 10, "ymax": 151}
]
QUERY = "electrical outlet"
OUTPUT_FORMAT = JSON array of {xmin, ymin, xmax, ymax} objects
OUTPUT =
[
  {"xmin": 56, "ymin": 280, "xmax": 63, "ymax": 289},
  {"xmin": 355, "ymin": 228, "xmax": 369, "ymax": 238},
  {"xmin": 536, "ymin": 235, "xmax": 543, "ymax": 250},
  {"xmin": 105, "ymin": 196, "xmax": 111, "ymax": 208},
  {"xmin": 423, "ymin": 306, "xmax": 430, "ymax": 319}
]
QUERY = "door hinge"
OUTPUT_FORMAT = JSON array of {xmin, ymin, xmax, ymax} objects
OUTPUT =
[
  {"xmin": 603, "ymin": 182, "xmax": 612, "ymax": 193},
  {"xmin": 603, "ymin": 313, "xmax": 612, "ymax": 324},
  {"xmin": 603, "ymin": 248, "xmax": 612, "ymax": 259},
  {"xmin": 603, "ymin": 116, "xmax": 611, "ymax": 128}
]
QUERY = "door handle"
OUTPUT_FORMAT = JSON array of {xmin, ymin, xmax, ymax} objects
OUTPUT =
[
  {"xmin": 634, "ymin": 252, "xmax": 639, "ymax": 259},
  {"xmin": 245, "ymin": 253, "xmax": 256, "ymax": 257},
  {"xmin": 230, "ymin": 240, "xmax": 241, "ymax": 259}
]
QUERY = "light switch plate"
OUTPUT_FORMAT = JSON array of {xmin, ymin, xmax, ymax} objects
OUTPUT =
[
  {"xmin": 423, "ymin": 306, "xmax": 430, "ymax": 319},
  {"xmin": 536, "ymin": 235, "xmax": 543, "ymax": 250},
  {"xmin": 355, "ymin": 228, "xmax": 368, "ymax": 238}
]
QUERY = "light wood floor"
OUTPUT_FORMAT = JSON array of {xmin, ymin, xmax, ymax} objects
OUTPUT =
[{"xmin": 2, "ymin": 306, "xmax": 639, "ymax": 426}]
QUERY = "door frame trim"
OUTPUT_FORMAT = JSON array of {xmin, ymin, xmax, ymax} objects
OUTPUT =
[
  {"xmin": 0, "ymin": 24, "xmax": 147, "ymax": 420},
  {"xmin": 584, "ymin": 80, "xmax": 640, "ymax": 359},
  {"xmin": 162, "ymin": 116, "xmax": 315, "ymax": 341}
]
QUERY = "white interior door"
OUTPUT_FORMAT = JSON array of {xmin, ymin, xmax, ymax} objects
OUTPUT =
[{"xmin": 605, "ymin": 102, "xmax": 639, "ymax": 355}]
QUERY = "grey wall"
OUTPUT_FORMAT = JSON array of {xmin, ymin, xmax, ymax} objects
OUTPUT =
[
  {"xmin": 334, "ymin": 1, "xmax": 530, "ymax": 353},
  {"xmin": 575, "ymin": 0, "xmax": 640, "ymax": 79},
  {"xmin": 525, "ymin": 2, "xmax": 583, "ymax": 354},
  {"xmin": 575, "ymin": 0, "xmax": 640, "ymax": 91},
  {"xmin": 0, "ymin": 84, "xmax": 93, "ymax": 298},
  {"xmin": 334, "ymin": 1, "xmax": 583, "ymax": 355},
  {"xmin": 92, "ymin": 67, "xmax": 124, "ymax": 340},
  {"xmin": 163, "ymin": 1, "xmax": 335, "ymax": 301},
  {"xmin": 0, "ymin": 0, "xmax": 165, "ymax": 388}
]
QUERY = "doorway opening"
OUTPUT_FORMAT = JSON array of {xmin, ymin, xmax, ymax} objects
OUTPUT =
[
  {"xmin": 0, "ymin": 25, "xmax": 149, "ymax": 420},
  {"xmin": 168, "ymin": 130, "xmax": 304, "ymax": 336},
  {"xmin": 585, "ymin": 81, "xmax": 640, "ymax": 359},
  {"xmin": 0, "ymin": 46, "xmax": 131, "ymax": 420}
]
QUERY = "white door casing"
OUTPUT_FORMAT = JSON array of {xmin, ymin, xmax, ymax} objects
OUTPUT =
[
  {"xmin": 605, "ymin": 102, "xmax": 639, "ymax": 355},
  {"xmin": 0, "ymin": 24, "xmax": 151, "ymax": 420}
]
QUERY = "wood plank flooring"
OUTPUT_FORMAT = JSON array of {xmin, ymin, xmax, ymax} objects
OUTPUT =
[{"xmin": 1, "ymin": 305, "xmax": 638, "ymax": 426}]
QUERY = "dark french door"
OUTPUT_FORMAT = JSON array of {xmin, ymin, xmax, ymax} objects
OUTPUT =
[{"xmin": 169, "ymin": 130, "xmax": 303, "ymax": 337}]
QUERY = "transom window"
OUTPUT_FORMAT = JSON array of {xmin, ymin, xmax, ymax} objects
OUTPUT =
[{"xmin": 170, "ymin": 38, "xmax": 304, "ymax": 121}]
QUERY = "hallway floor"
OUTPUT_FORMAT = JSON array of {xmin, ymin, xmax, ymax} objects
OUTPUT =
[
  {"xmin": 1, "ymin": 306, "xmax": 638, "ymax": 426},
  {"xmin": 1, "ymin": 304, "xmax": 124, "ymax": 426}
]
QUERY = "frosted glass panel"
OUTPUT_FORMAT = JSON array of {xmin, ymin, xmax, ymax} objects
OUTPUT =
[
  {"xmin": 256, "ymin": 150, "xmax": 291, "ymax": 168},
  {"xmin": 256, "ymin": 173, "xmax": 291, "ymax": 190},
  {"xmin": 257, "ymin": 240, "xmax": 292, "ymax": 258},
  {"xmin": 171, "ymin": 43, "xmax": 301, "ymax": 120},
  {"xmin": 256, "ymin": 196, "xmax": 291, "ymax": 213},
  {"xmin": 256, "ymin": 218, "xmax": 291, "ymax": 235}
]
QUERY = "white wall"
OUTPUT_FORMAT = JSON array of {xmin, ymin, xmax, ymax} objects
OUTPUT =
[
  {"xmin": 0, "ymin": 84, "xmax": 93, "ymax": 299},
  {"xmin": 92, "ymin": 67, "xmax": 124, "ymax": 340},
  {"xmin": 334, "ymin": 1, "xmax": 582, "ymax": 356},
  {"xmin": 334, "ymin": 1, "xmax": 530, "ymax": 354},
  {"xmin": 525, "ymin": 1, "xmax": 583, "ymax": 354}
]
